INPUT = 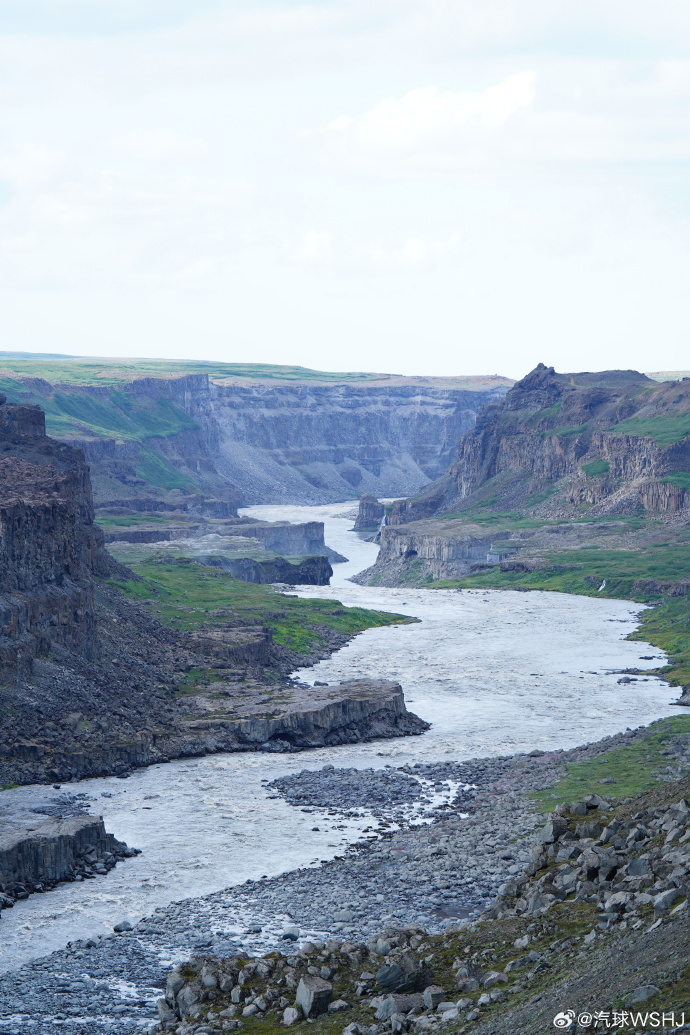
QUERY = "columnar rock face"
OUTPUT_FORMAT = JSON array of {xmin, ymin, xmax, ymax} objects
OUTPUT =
[
  {"xmin": 0, "ymin": 814, "xmax": 130, "ymax": 895},
  {"xmin": 0, "ymin": 397, "xmax": 109, "ymax": 681},
  {"xmin": 354, "ymin": 496, "xmax": 385, "ymax": 531}
]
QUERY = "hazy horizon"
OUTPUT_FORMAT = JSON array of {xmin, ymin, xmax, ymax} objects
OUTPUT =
[{"xmin": 1, "ymin": 2, "xmax": 689, "ymax": 379}]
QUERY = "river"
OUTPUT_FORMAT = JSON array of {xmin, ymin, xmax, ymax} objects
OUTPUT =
[{"xmin": 0, "ymin": 502, "xmax": 675, "ymax": 972}]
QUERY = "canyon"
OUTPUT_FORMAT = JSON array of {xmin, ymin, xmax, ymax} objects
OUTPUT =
[
  {"xmin": 0, "ymin": 358, "xmax": 511, "ymax": 510},
  {"xmin": 0, "ymin": 396, "xmax": 426, "ymax": 794},
  {"xmin": 1, "ymin": 357, "xmax": 689, "ymax": 1035}
]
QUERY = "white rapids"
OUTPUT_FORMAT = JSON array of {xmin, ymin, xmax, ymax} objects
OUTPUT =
[{"xmin": 0, "ymin": 501, "xmax": 675, "ymax": 971}]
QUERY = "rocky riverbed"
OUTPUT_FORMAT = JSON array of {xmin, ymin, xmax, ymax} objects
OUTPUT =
[{"xmin": 3, "ymin": 722, "xmax": 685, "ymax": 1035}]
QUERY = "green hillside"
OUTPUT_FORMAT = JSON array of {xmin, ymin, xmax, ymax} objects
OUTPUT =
[{"xmin": 0, "ymin": 376, "xmax": 198, "ymax": 443}]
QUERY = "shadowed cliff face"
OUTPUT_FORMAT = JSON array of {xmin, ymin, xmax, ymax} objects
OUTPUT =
[
  {"xmin": 206, "ymin": 380, "xmax": 509, "ymax": 503},
  {"xmin": 0, "ymin": 398, "xmax": 109, "ymax": 680}
]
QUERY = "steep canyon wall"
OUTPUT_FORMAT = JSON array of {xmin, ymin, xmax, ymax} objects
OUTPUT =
[{"xmin": 0, "ymin": 373, "xmax": 511, "ymax": 508}]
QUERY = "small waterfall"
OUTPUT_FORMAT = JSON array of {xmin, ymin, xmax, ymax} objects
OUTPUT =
[{"xmin": 374, "ymin": 510, "xmax": 387, "ymax": 543}]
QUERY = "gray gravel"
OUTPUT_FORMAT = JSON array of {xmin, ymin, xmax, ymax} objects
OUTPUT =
[{"xmin": 0, "ymin": 724, "xmax": 668, "ymax": 1034}]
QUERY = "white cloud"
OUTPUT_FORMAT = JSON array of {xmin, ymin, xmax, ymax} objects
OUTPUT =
[
  {"xmin": 102, "ymin": 130, "xmax": 209, "ymax": 161},
  {"xmin": 306, "ymin": 58, "xmax": 690, "ymax": 180},
  {"xmin": 289, "ymin": 231, "xmax": 334, "ymax": 264},
  {"xmin": 366, "ymin": 234, "xmax": 459, "ymax": 270},
  {"xmin": 325, "ymin": 73, "xmax": 537, "ymax": 148},
  {"xmin": 0, "ymin": 2, "xmax": 689, "ymax": 374},
  {"xmin": 0, "ymin": 144, "xmax": 69, "ymax": 189}
]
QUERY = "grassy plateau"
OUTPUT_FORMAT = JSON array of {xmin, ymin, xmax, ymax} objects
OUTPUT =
[{"xmin": 110, "ymin": 559, "xmax": 414, "ymax": 656}]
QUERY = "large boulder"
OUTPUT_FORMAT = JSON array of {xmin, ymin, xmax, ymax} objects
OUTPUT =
[
  {"xmin": 376, "ymin": 953, "xmax": 433, "ymax": 994},
  {"xmin": 295, "ymin": 975, "xmax": 332, "ymax": 1018}
]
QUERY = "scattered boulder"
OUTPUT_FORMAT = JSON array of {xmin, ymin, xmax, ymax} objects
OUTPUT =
[
  {"xmin": 422, "ymin": 986, "xmax": 445, "ymax": 1010},
  {"xmin": 376, "ymin": 993, "xmax": 423, "ymax": 1020},
  {"xmin": 376, "ymin": 954, "xmax": 432, "ymax": 994},
  {"xmin": 627, "ymin": 985, "xmax": 661, "ymax": 1005},
  {"xmin": 295, "ymin": 975, "xmax": 333, "ymax": 1018}
]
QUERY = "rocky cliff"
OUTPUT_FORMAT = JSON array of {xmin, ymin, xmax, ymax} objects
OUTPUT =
[
  {"xmin": 357, "ymin": 365, "xmax": 690, "ymax": 586},
  {"xmin": 0, "ymin": 396, "xmax": 111, "ymax": 682},
  {"xmin": 0, "ymin": 369, "xmax": 511, "ymax": 508},
  {"xmin": 207, "ymin": 378, "xmax": 508, "ymax": 503},
  {"xmin": 353, "ymin": 495, "xmax": 385, "ymax": 532},
  {"xmin": 391, "ymin": 365, "xmax": 690, "ymax": 524}
]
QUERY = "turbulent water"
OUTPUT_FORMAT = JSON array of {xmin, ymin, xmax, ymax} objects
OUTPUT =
[{"xmin": 0, "ymin": 502, "xmax": 675, "ymax": 971}]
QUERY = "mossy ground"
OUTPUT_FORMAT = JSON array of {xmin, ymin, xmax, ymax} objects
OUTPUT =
[
  {"xmin": 109, "ymin": 559, "xmax": 414, "ymax": 654},
  {"xmin": 97, "ymin": 514, "xmax": 194, "ymax": 527},
  {"xmin": 532, "ymin": 715, "xmax": 690, "ymax": 811},
  {"xmin": 185, "ymin": 773, "xmax": 690, "ymax": 1035}
]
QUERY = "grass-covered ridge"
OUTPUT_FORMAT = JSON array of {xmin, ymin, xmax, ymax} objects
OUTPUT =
[
  {"xmin": 610, "ymin": 411, "xmax": 690, "ymax": 445},
  {"xmin": 0, "ymin": 353, "xmax": 512, "ymax": 389},
  {"xmin": 109, "ymin": 559, "xmax": 414, "ymax": 655},
  {"xmin": 581, "ymin": 459, "xmax": 610, "ymax": 477},
  {"xmin": 434, "ymin": 543, "xmax": 690, "ymax": 600}
]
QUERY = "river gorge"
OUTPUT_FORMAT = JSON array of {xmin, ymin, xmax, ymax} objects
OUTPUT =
[{"xmin": 0, "ymin": 502, "xmax": 676, "ymax": 985}]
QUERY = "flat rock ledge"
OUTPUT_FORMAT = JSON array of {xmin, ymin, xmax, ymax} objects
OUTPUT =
[
  {"xmin": 13, "ymin": 679, "xmax": 429, "ymax": 785},
  {"xmin": 173, "ymin": 679, "xmax": 430, "ymax": 754}
]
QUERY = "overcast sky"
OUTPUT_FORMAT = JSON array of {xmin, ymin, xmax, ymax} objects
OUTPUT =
[{"xmin": 0, "ymin": 1, "xmax": 689, "ymax": 378}]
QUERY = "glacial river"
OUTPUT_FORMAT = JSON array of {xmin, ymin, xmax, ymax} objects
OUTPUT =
[{"xmin": 0, "ymin": 503, "xmax": 676, "ymax": 971}]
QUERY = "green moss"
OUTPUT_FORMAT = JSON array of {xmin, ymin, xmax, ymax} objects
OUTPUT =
[
  {"xmin": 528, "ymin": 399, "xmax": 562, "ymax": 426},
  {"xmin": 632, "ymin": 596, "xmax": 690, "ymax": 687},
  {"xmin": 134, "ymin": 448, "xmax": 196, "ymax": 491},
  {"xmin": 432, "ymin": 542, "xmax": 690, "ymax": 600},
  {"xmin": 108, "ymin": 560, "xmax": 414, "ymax": 654},
  {"xmin": 0, "ymin": 376, "xmax": 199, "ymax": 442},
  {"xmin": 525, "ymin": 485, "xmax": 556, "ymax": 506},
  {"xmin": 533, "ymin": 714, "xmax": 690, "ymax": 810},
  {"xmin": 581, "ymin": 460, "xmax": 610, "ymax": 477},
  {"xmin": 611, "ymin": 412, "xmax": 690, "ymax": 445},
  {"xmin": 663, "ymin": 471, "xmax": 690, "ymax": 491}
]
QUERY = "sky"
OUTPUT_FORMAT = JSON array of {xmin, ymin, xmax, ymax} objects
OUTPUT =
[{"xmin": 0, "ymin": 2, "xmax": 689, "ymax": 379}]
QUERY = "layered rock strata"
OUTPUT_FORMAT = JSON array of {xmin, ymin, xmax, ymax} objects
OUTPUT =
[
  {"xmin": 4, "ymin": 372, "xmax": 511, "ymax": 507},
  {"xmin": 103, "ymin": 519, "xmax": 346, "ymax": 565},
  {"xmin": 358, "ymin": 365, "xmax": 690, "ymax": 585},
  {"xmin": 392, "ymin": 365, "xmax": 690, "ymax": 524}
]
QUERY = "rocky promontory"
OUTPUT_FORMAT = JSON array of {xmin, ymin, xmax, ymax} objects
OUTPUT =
[
  {"xmin": 0, "ymin": 807, "xmax": 138, "ymax": 911},
  {"xmin": 353, "ymin": 497, "xmax": 385, "ymax": 533},
  {"xmin": 355, "ymin": 365, "xmax": 690, "ymax": 588}
]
